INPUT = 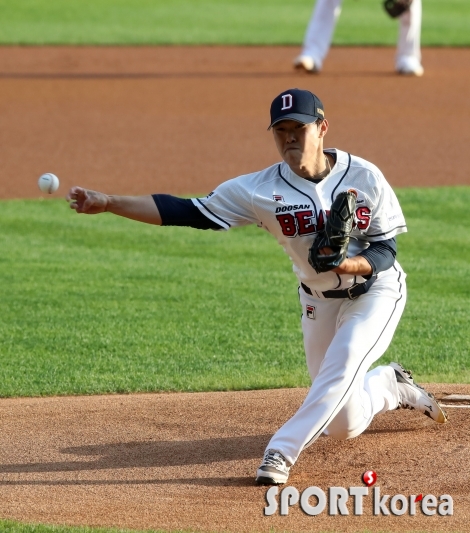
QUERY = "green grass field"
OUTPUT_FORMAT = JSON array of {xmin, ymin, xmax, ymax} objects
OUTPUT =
[
  {"xmin": 0, "ymin": 524, "xmax": 125, "ymax": 533},
  {"xmin": 1, "ymin": 187, "xmax": 469, "ymax": 399},
  {"xmin": 0, "ymin": 522, "xmax": 439, "ymax": 533},
  {"xmin": 0, "ymin": 523, "xmax": 174, "ymax": 533},
  {"xmin": 0, "ymin": 0, "xmax": 468, "ymax": 46},
  {"xmin": 0, "ymin": 519, "xmax": 465, "ymax": 533},
  {"xmin": 1, "ymin": 523, "xmax": 446, "ymax": 533}
]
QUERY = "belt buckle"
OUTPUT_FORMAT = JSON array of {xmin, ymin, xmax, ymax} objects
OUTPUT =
[{"xmin": 347, "ymin": 284, "xmax": 359, "ymax": 300}]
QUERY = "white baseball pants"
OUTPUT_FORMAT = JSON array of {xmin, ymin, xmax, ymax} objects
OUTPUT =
[
  {"xmin": 300, "ymin": 0, "xmax": 422, "ymax": 71},
  {"xmin": 266, "ymin": 263, "xmax": 406, "ymax": 466}
]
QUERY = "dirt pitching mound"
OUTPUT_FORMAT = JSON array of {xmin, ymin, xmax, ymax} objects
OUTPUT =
[{"xmin": 1, "ymin": 386, "xmax": 469, "ymax": 532}]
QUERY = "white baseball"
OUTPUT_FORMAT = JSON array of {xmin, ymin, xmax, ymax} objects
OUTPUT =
[{"xmin": 38, "ymin": 173, "xmax": 60, "ymax": 194}]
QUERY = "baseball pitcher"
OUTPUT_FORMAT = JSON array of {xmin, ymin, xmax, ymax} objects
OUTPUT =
[{"xmin": 67, "ymin": 88, "xmax": 447, "ymax": 485}]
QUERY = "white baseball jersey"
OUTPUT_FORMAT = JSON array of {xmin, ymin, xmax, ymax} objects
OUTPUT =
[{"xmin": 192, "ymin": 149, "xmax": 406, "ymax": 292}]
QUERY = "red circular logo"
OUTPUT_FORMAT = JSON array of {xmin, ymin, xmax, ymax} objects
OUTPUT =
[{"xmin": 362, "ymin": 470, "xmax": 377, "ymax": 486}]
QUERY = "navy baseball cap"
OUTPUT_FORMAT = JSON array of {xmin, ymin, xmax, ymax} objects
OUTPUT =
[{"xmin": 268, "ymin": 88, "xmax": 325, "ymax": 129}]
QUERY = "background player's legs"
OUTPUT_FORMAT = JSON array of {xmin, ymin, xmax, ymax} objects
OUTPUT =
[
  {"xmin": 296, "ymin": 0, "xmax": 343, "ymax": 71},
  {"xmin": 396, "ymin": 0, "xmax": 423, "ymax": 75},
  {"xmin": 266, "ymin": 265, "xmax": 406, "ymax": 466}
]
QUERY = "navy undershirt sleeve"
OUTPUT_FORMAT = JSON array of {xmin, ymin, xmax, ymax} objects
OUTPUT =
[
  {"xmin": 359, "ymin": 237, "xmax": 397, "ymax": 275},
  {"xmin": 152, "ymin": 193, "xmax": 397, "ymax": 270},
  {"xmin": 152, "ymin": 194, "xmax": 223, "ymax": 230}
]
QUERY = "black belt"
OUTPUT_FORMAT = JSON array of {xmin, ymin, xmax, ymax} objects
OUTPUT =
[{"xmin": 301, "ymin": 275, "xmax": 377, "ymax": 300}]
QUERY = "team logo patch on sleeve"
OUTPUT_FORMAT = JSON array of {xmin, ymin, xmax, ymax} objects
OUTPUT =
[
  {"xmin": 273, "ymin": 195, "xmax": 284, "ymax": 202},
  {"xmin": 306, "ymin": 305, "xmax": 316, "ymax": 320}
]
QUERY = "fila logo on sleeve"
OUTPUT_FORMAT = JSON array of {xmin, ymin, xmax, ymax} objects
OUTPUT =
[{"xmin": 281, "ymin": 94, "xmax": 293, "ymax": 110}]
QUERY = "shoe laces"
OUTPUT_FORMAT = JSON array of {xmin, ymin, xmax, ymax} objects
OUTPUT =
[
  {"xmin": 396, "ymin": 374, "xmax": 427, "ymax": 410},
  {"xmin": 395, "ymin": 365, "xmax": 417, "ymax": 410},
  {"xmin": 398, "ymin": 399, "xmax": 415, "ymax": 410},
  {"xmin": 263, "ymin": 449, "xmax": 287, "ymax": 468}
]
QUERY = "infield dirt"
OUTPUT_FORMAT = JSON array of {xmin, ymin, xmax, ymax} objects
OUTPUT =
[
  {"xmin": 0, "ymin": 46, "xmax": 469, "ymax": 200},
  {"xmin": 0, "ymin": 46, "xmax": 469, "ymax": 533}
]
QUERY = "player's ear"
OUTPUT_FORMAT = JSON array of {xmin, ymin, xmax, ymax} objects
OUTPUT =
[{"xmin": 318, "ymin": 119, "xmax": 329, "ymax": 138}]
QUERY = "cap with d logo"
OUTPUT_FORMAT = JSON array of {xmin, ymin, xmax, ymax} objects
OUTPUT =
[{"xmin": 268, "ymin": 88, "xmax": 325, "ymax": 129}]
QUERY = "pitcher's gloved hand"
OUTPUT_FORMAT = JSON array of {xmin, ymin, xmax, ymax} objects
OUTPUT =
[{"xmin": 308, "ymin": 191, "xmax": 357, "ymax": 274}]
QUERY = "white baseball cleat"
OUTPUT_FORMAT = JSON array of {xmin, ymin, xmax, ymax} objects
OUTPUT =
[
  {"xmin": 390, "ymin": 362, "xmax": 448, "ymax": 423},
  {"xmin": 256, "ymin": 449, "xmax": 290, "ymax": 485},
  {"xmin": 396, "ymin": 65, "xmax": 424, "ymax": 77},
  {"xmin": 395, "ymin": 57, "xmax": 424, "ymax": 77},
  {"xmin": 293, "ymin": 55, "xmax": 320, "ymax": 74}
]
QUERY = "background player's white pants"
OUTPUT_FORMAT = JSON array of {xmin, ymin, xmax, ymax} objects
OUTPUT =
[
  {"xmin": 300, "ymin": 0, "xmax": 422, "ymax": 71},
  {"xmin": 267, "ymin": 264, "xmax": 406, "ymax": 466}
]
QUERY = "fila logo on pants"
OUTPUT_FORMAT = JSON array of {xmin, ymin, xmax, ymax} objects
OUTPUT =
[{"xmin": 306, "ymin": 305, "xmax": 316, "ymax": 319}]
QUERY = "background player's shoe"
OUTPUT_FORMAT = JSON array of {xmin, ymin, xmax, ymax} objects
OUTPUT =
[
  {"xmin": 256, "ymin": 449, "xmax": 290, "ymax": 485},
  {"xmin": 293, "ymin": 55, "xmax": 320, "ymax": 74},
  {"xmin": 390, "ymin": 362, "xmax": 448, "ymax": 423},
  {"xmin": 396, "ymin": 65, "xmax": 424, "ymax": 76},
  {"xmin": 395, "ymin": 56, "xmax": 424, "ymax": 77}
]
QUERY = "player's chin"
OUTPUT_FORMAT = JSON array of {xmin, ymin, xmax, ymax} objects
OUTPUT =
[{"xmin": 283, "ymin": 149, "xmax": 302, "ymax": 165}]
